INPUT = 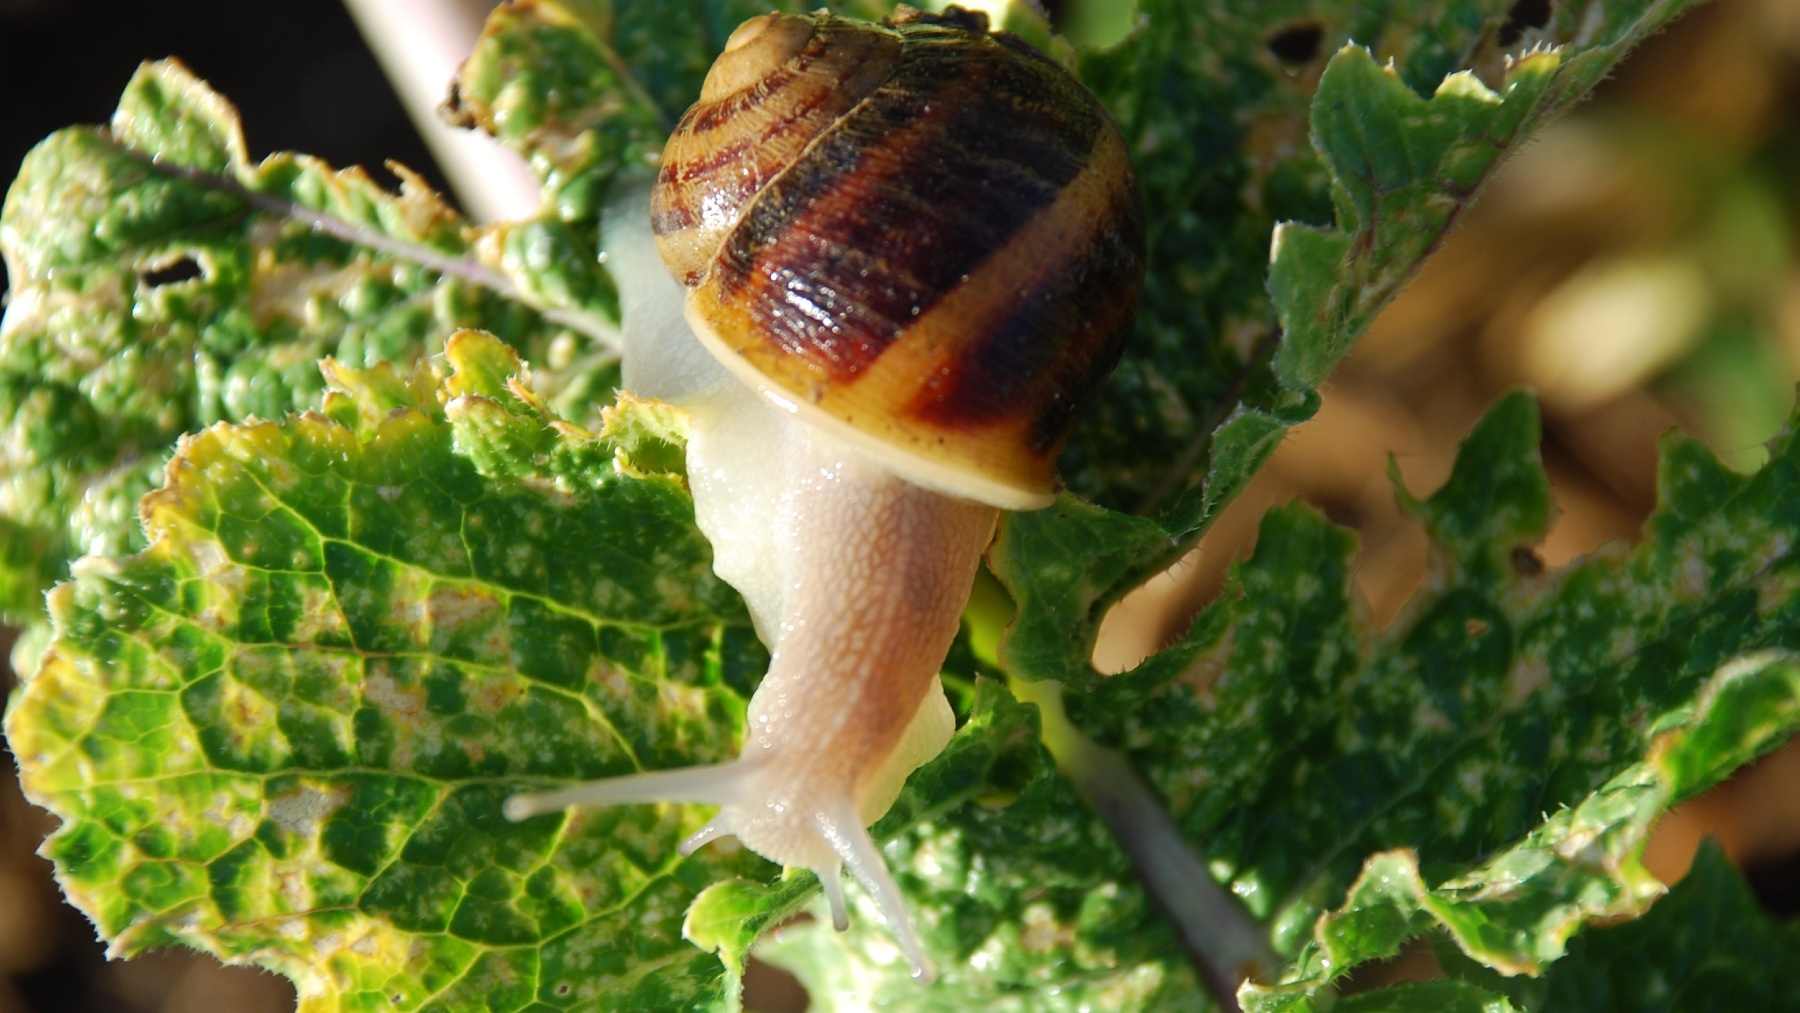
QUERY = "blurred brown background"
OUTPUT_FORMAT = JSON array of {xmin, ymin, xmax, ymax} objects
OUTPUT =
[{"xmin": 2, "ymin": 0, "xmax": 1799, "ymax": 1010}]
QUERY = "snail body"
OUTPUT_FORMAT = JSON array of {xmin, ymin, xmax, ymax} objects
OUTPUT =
[{"xmin": 505, "ymin": 7, "xmax": 1143, "ymax": 980}]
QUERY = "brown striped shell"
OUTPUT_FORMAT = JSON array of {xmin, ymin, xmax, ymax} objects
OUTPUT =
[{"xmin": 651, "ymin": 6, "xmax": 1144, "ymax": 510}]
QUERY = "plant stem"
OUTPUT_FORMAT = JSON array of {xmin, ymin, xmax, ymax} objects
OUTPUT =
[
  {"xmin": 340, "ymin": 0, "xmax": 541, "ymax": 223},
  {"xmin": 1009, "ymin": 676, "xmax": 1279, "ymax": 1011}
]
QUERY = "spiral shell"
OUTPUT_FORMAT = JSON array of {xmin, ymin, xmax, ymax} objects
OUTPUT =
[{"xmin": 651, "ymin": 7, "xmax": 1144, "ymax": 510}]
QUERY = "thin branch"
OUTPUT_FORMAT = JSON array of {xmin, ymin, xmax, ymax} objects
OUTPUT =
[{"xmin": 1011, "ymin": 677, "xmax": 1279, "ymax": 1011}]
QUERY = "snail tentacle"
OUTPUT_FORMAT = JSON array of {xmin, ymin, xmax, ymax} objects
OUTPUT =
[
  {"xmin": 816, "ymin": 797, "xmax": 937, "ymax": 983},
  {"xmin": 502, "ymin": 761, "xmax": 754, "ymax": 821}
]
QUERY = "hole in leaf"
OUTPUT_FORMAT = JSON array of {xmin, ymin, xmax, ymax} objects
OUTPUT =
[
  {"xmin": 1746, "ymin": 841, "xmax": 1800, "ymax": 916},
  {"xmin": 1267, "ymin": 22, "xmax": 1325, "ymax": 66},
  {"xmin": 1496, "ymin": 0, "xmax": 1552, "ymax": 47},
  {"xmin": 554, "ymin": 983, "xmax": 571, "ymax": 996},
  {"xmin": 441, "ymin": 80, "xmax": 476, "ymax": 128},
  {"xmin": 1337, "ymin": 936, "xmax": 1444, "ymax": 995},
  {"xmin": 743, "ymin": 956, "xmax": 808, "ymax": 1012},
  {"xmin": 142, "ymin": 255, "xmax": 204, "ymax": 288},
  {"xmin": 1511, "ymin": 546, "xmax": 1545, "ymax": 576},
  {"xmin": 364, "ymin": 159, "xmax": 407, "ymax": 194},
  {"xmin": 1320, "ymin": 497, "xmax": 1362, "ymax": 529}
]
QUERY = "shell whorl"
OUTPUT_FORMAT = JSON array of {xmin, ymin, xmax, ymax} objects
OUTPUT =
[{"xmin": 652, "ymin": 8, "xmax": 1145, "ymax": 510}]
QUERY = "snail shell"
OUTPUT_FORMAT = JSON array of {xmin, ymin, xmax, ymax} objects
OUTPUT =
[{"xmin": 653, "ymin": 6, "xmax": 1144, "ymax": 509}]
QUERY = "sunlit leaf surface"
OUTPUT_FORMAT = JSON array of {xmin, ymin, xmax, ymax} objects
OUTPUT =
[{"xmin": 8, "ymin": 0, "xmax": 1794, "ymax": 1010}]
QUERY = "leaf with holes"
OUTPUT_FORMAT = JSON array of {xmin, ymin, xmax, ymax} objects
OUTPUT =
[
  {"xmin": 6, "ymin": 0, "xmax": 1792, "ymax": 1010},
  {"xmin": 1461, "ymin": 842, "xmax": 1800, "ymax": 1012},
  {"xmin": 1054, "ymin": 392, "xmax": 1800, "ymax": 1010},
  {"xmin": 0, "ymin": 60, "xmax": 618, "ymax": 628},
  {"xmin": 995, "ymin": 0, "xmax": 1712, "ymax": 692},
  {"xmin": 5, "ymin": 331, "xmax": 770, "ymax": 1009}
]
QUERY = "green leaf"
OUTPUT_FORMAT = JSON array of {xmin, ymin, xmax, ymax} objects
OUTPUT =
[
  {"xmin": 1062, "ymin": 392, "xmax": 1800, "ymax": 1009},
  {"xmin": 4, "ymin": 1, "xmax": 1775, "ymax": 1009},
  {"xmin": 0, "ymin": 60, "xmax": 616, "ymax": 624},
  {"xmin": 1473, "ymin": 842, "xmax": 1800, "ymax": 1012},
  {"xmin": 1333, "ymin": 980, "xmax": 1520, "ymax": 1013},
  {"xmin": 682, "ymin": 874, "xmax": 817, "ymax": 979},
  {"xmin": 7, "ymin": 332, "xmax": 763, "ymax": 1010},
  {"xmin": 994, "ymin": 0, "xmax": 1709, "ymax": 692},
  {"xmin": 1252, "ymin": 647, "xmax": 1800, "ymax": 1011}
]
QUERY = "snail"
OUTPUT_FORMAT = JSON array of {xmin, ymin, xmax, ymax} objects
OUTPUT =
[{"xmin": 504, "ymin": 5, "xmax": 1144, "ymax": 980}]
